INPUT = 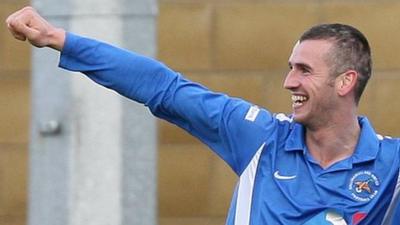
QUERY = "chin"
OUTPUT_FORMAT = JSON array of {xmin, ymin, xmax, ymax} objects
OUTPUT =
[{"xmin": 292, "ymin": 113, "xmax": 308, "ymax": 125}]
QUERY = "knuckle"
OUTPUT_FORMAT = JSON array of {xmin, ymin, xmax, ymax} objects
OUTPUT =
[
  {"xmin": 20, "ymin": 6, "xmax": 36, "ymax": 17},
  {"xmin": 22, "ymin": 6, "xmax": 34, "ymax": 11}
]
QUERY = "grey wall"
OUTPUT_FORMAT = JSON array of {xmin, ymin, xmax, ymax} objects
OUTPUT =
[{"xmin": 29, "ymin": 1, "xmax": 158, "ymax": 225}]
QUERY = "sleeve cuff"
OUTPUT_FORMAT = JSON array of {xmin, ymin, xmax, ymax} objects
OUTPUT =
[{"xmin": 58, "ymin": 32, "xmax": 80, "ymax": 68}]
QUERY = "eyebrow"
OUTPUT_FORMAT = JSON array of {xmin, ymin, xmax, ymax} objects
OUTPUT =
[{"xmin": 288, "ymin": 62, "xmax": 313, "ymax": 72}]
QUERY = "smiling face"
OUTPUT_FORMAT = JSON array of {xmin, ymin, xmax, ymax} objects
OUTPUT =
[{"xmin": 284, "ymin": 39, "xmax": 340, "ymax": 128}]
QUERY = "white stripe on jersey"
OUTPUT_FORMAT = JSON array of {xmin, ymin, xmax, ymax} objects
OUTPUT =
[{"xmin": 234, "ymin": 142, "xmax": 265, "ymax": 225}]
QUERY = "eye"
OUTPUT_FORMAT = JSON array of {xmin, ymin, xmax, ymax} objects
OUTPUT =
[
  {"xmin": 299, "ymin": 66, "xmax": 311, "ymax": 75},
  {"xmin": 301, "ymin": 68, "xmax": 310, "ymax": 74}
]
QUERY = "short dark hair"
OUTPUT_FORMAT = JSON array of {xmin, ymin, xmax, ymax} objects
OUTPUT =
[{"xmin": 299, "ymin": 23, "xmax": 372, "ymax": 104}]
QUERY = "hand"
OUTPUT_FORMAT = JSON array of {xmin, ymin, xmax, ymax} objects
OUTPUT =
[{"xmin": 6, "ymin": 6, "xmax": 66, "ymax": 51}]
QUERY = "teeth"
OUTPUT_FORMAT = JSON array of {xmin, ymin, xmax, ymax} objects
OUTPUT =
[
  {"xmin": 293, "ymin": 101, "xmax": 304, "ymax": 107},
  {"xmin": 291, "ymin": 95, "xmax": 308, "ymax": 102}
]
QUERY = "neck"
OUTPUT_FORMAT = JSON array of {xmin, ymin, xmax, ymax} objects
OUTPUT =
[{"xmin": 305, "ymin": 115, "xmax": 360, "ymax": 169}]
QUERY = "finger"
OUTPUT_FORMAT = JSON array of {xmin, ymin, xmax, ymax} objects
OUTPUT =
[
  {"xmin": 14, "ymin": 32, "xmax": 27, "ymax": 41},
  {"xmin": 5, "ymin": 9, "xmax": 18, "ymax": 25},
  {"xmin": 6, "ymin": 9, "xmax": 27, "ymax": 37},
  {"xmin": 7, "ymin": 20, "xmax": 27, "ymax": 41},
  {"xmin": 7, "ymin": 8, "xmax": 41, "ymax": 42},
  {"xmin": 6, "ymin": 6, "xmax": 36, "ymax": 31},
  {"xmin": 5, "ymin": 6, "xmax": 27, "ymax": 27}
]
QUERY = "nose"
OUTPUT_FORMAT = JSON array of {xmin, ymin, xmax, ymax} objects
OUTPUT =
[{"xmin": 283, "ymin": 70, "xmax": 299, "ymax": 90}]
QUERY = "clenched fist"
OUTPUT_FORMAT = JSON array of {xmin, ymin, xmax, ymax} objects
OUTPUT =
[{"xmin": 6, "ymin": 6, "xmax": 66, "ymax": 50}]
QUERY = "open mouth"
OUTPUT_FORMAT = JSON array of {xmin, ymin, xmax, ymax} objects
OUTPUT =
[{"xmin": 291, "ymin": 95, "xmax": 308, "ymax": 107}]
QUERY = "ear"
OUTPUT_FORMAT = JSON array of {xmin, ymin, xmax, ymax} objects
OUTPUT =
[{"xmin": 336, "ymin": 70, "xmax": 358, "ymax": 97}]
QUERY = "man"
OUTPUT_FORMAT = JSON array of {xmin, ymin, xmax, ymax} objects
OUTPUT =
[{"xmin": 6, "ymin": 6, "xmax": 400, "ymax": 225}]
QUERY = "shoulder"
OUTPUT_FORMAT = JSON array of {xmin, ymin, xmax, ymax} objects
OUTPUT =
[
  {"xmin": 225, "ymin": 102, "xmax": 293, "ymax": 134},
  {"xmin": 376, "ymin": 135, "xmax": 400, "ymax": 168},
  {"xmin": 377, "ymin": 134, "xmax": 400, "ymax": 148}
]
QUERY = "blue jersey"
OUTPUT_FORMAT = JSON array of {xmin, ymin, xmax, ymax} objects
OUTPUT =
[{"xmin": 59, "ymin": 33, "xmax": 400, "ymax": 225}]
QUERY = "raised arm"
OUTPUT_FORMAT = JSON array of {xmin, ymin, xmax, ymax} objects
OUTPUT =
[
  {"xmin": 6, "ymin": 6, "xmax": 65, "ymax": 50},
  {"xmin": 6, "ymin": 6, "xmax": 278, "ymax": 175}
]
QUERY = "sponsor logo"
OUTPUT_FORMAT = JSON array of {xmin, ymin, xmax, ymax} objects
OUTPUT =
[
  {"xmin": 348, "ymin": 171, "xmax": 380, "ymax": 202},
  {"xmin": 245, "ymin": 105, "xmax": 260, "ymax": 122},
  {"xmin": 273, "ymin": 170, "xmax": 296, "ymax": 180}
]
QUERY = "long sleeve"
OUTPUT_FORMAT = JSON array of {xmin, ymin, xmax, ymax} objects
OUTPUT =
[
  {"xmin": 60, "ymin": 33, "xmax": 176, "ymax": 105},
  {"xmin": 59, "ymin": 33, "xmax": 277, "ymax": 175}
]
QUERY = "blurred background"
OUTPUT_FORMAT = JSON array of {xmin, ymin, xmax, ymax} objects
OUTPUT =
[{"xmin": 2, "ymin": 0, "xmax": 400, "ymax": 225}]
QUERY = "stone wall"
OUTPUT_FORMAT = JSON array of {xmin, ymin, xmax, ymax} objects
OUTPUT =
[{"xmin": 157, "ymin": 1, "xmax": 400, "ymax": 225}]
